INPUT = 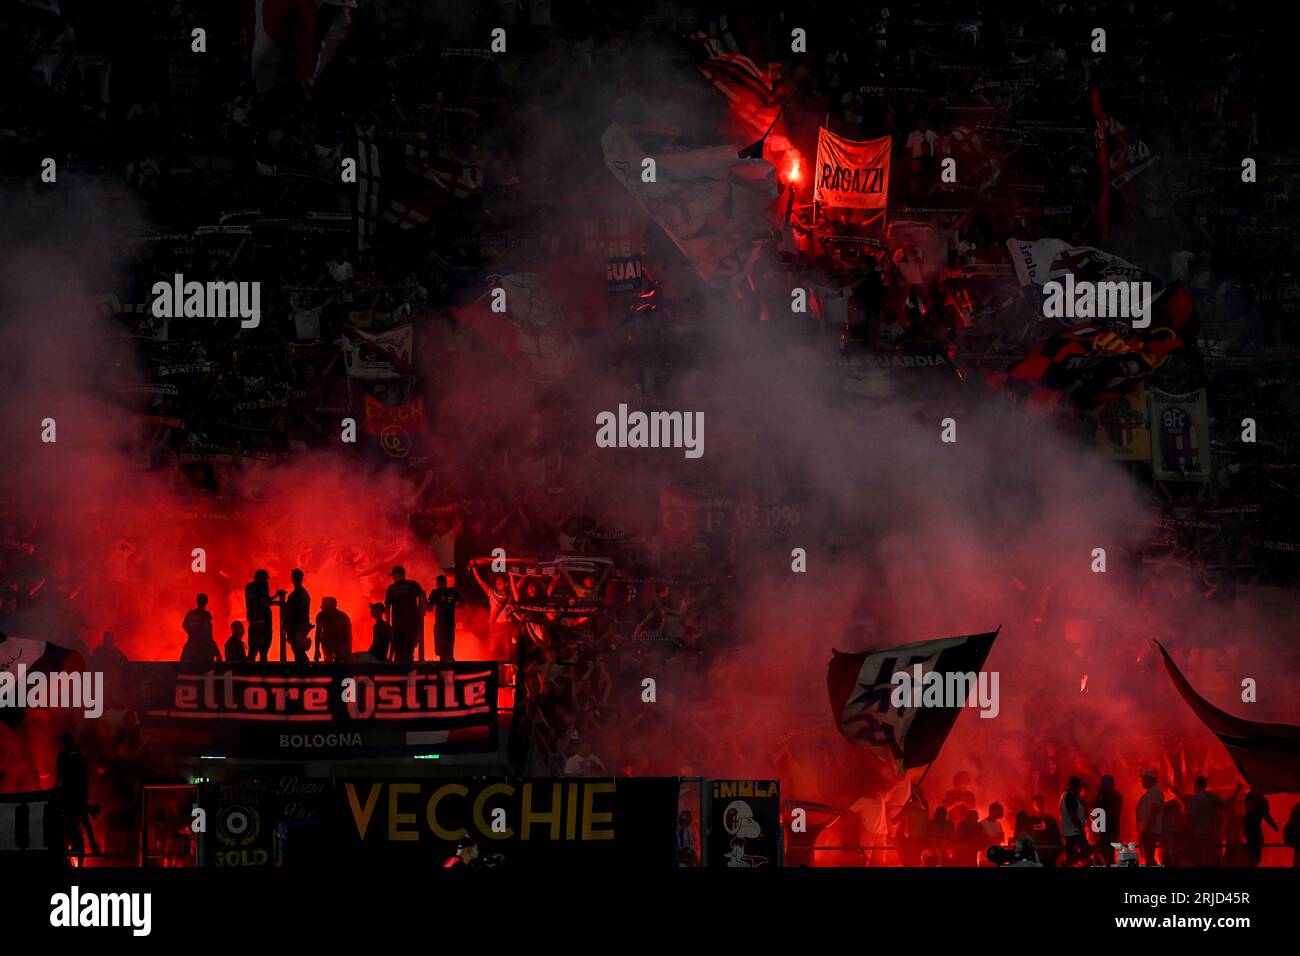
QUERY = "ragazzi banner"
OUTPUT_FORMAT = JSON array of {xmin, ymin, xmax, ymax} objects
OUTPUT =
[
  {"xmin": 128, "ymin": 662, "xmax": 498, "ymax": 757},
  {"xmin": 813, "ymin": 128, "xmax": 891, "ymax": 211},
  {"xmin": 333, "ymin": 777, "xmax": 681, "ymax": 867}
]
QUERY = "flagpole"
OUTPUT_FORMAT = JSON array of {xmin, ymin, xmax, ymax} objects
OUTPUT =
[{"xmin": 738, "ymin": 73, "xmax": 810, "ymax": 159}]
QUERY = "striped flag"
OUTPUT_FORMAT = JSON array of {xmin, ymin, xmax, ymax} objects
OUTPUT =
[
  {"xmin": 689, "ymin": 15, "xmax": 783, "ymax": 134},
  {"xmin": 353, "ymin": 124, "xmax": 382, "ymax": 251},
  {"xmin": 403, "ymin": 144, "xmax": 484, "ymax": 201},
  {"xmin": 689, "ymin": 12, "xmax": 763, "ymax": 59},
  {"xmin": 351, "ymin": 127, "xmax": 481, "ymax": 251}
]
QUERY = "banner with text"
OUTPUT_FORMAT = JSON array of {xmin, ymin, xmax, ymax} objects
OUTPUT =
[
  {"xmin": 813, "ymin": 128, "xmax": 891, "ymax": 212},
  {"xmin": 363, "ymin": 395, "xmax": 430, "ymax": 462},
  {"xmin": 1150, "ymin": 388, "xmax": 1211, "ymax": 482},
  {"xmin": 704, "ymin": 779, "xmax": 782, "ymax": 867},
  {"xmin": 332, "ymin": 777, "xmax": 681, "ymax": 867},
  {"xmin": 127, "ymin": 662, "xmax": 498, "ymax": 757}
]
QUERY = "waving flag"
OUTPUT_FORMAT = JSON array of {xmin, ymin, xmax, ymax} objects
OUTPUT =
[
  {"xmin": 1155, "ymin": 641, "xmax": 1300, "ymax": 794},
  {"xmin": 602, "ymin": 123, "xmax": 777, "ymax": 286},
  {"xmin": 1089, "ymin": 89, "xmax": 1112, "ymax": 239},
  {"xmin": 993, "ymin": 282, "xmax": 1199, "ymax": 409},
  {"xmin": 1090, "ymin": 89, "xmax": 1155, "ymax": 240},
  {"xmin": 690, "ymin": 20, "xmax": 784, "ymax": 135},
  {"xmin": 251, "ymin": 0, "xmax": 357, "ymax": 94},
  {"xmin": 0, "ymin": 635, "xmax": 86, "ymax": 727},
  {"xmin": 450, "ymin": 274, "xmax": 578, "ymax": 383},
  {"xmin": 691, "ymin": 38, "xmax": 780, "ymax": 134},
  {"xmin": 352, "ymin": 126, "xmax": 476, "ymax": 251},
  {"xmin": 827, "ymin": 630, "xmax": 999, "ymax": 773},
  {"xmin": 1005, "ymin": 238, "xmax": 1150, "ymax": 289}
]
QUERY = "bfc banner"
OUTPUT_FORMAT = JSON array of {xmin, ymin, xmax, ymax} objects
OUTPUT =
[
  {"xmin": 813, "ymin": 128, "xmax": 891, "ymax": 211},
  {"xmin": 1150, "ymin": 388, "xmax": 1211, "ymax": 482}
]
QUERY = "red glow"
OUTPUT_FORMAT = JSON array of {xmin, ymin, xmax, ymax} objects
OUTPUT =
[{"xmin": 13, "ymin": 459, "xmax": 512, "ymax": 667}]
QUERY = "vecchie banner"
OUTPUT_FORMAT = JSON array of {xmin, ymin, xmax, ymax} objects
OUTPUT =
[
  {"xmin": 813, "ymin": 128, "xmax": 890, "ymax": 212},
  {"xmin": 332, "ymin": 777, "xmax": 681, "ymax": 867},
  {"xmin": 128, "ymin": 662, "xmax": 498, "ymax": 757},
  {"xmin": 704, "ymin": 779, "xmax": 782, "ymax": 867}
]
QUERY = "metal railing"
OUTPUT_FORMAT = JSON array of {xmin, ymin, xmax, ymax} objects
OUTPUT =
[{"xmin": 800, "ymin": 841, "xmax": 1295, "ymax": 866}]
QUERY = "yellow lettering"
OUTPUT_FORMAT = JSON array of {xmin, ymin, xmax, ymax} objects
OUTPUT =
[
  {"xmin": 345, "ymin": 783, "xmax": 382, "ymax": 839},
  {"xmin": 472, "ymin": 782, "xmax": 514, "ymax": 840},
  {"xmin": 522, "ymin": 782, "xmax": 563, "ymax": 840},
  {"xmin": 581, "ymin": 783, "xmax": 616, "ymax": 840},
  {"xmin": 427, "ymin": 784, "xmax": 469, "ymax": 841},
  {"xmin": 388, "ymin": 783, "xmax": 420, "ymax": 841}
]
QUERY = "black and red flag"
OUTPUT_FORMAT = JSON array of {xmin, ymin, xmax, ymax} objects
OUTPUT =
[
  {"xmin": 0, "ymin": 633, "xmax": 86, "ymax": 726},
  {"xmin": 992, "ymin": 282, "xmax": 1199, "ymax": 410},
  {"xmin": 1155, "ymin": 640, "xmax": 1300, "ymax": 794},
  {"xmin": 1089, "ymin": 89, "xmax": 1155, "ymax": 240},
  {"xmin": 827, "ymin": 629, "xmax": 999, "ymax": 774}
]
